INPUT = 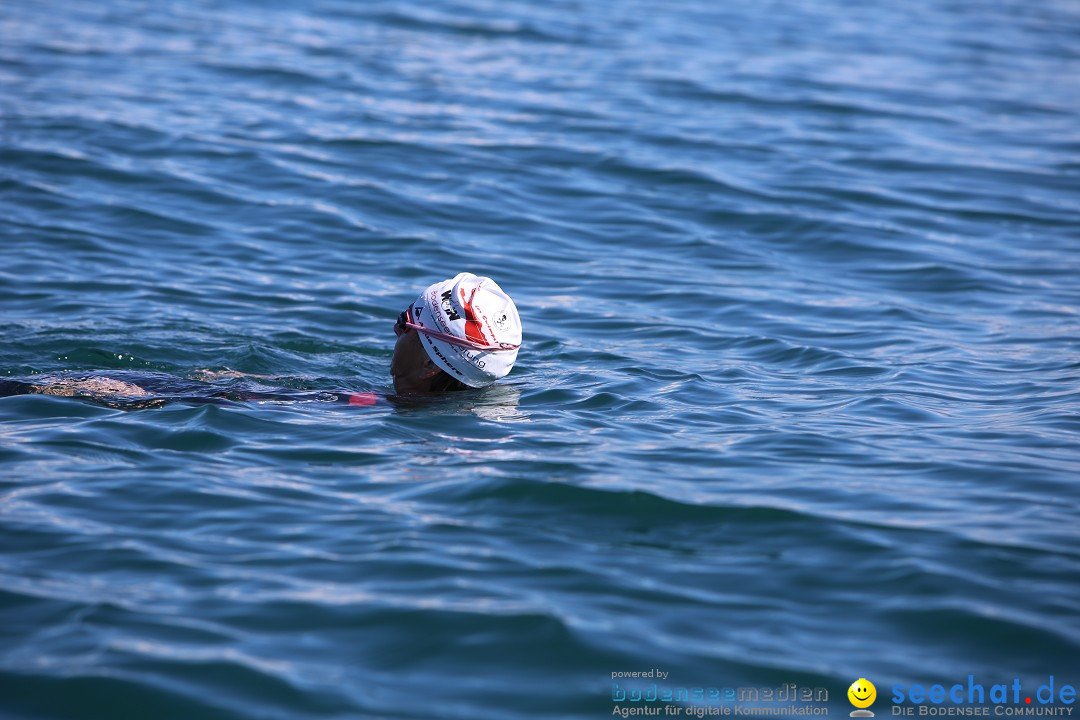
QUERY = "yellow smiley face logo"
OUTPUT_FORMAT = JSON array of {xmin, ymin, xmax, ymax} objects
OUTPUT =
[{"xmin": 848, "ymin": 678, "xmax": 876, "ymax": 708}]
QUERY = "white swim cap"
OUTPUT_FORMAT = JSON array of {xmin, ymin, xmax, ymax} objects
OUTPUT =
[{"xmin": 409, "ymin": 272, "xmax": 522, "ymax": 388}]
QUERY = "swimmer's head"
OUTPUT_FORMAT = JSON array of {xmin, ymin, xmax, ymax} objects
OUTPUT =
[{"xmin": 391, "ymin": 272, "xmax": 521, "ymax": 394}]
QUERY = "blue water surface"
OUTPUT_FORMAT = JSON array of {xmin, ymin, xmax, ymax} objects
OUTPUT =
[{"xmin": 2, "ymin": 0, "xmax": 1079, "ymax": 718}]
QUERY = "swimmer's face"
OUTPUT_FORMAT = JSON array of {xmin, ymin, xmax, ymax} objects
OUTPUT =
[{"xmin": 391, "ymin": 319, "xmax": 443, "ymax": 394}]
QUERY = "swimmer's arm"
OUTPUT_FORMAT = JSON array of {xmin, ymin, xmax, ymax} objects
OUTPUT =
[{"xmin": 193, "ymin": 370, "xmax": 379, "ymax": 407}]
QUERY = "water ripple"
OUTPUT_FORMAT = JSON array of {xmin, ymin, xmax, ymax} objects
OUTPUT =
[{"xmin": 2, "ymin": 0, "xmax": 1079, "ymax": 717}]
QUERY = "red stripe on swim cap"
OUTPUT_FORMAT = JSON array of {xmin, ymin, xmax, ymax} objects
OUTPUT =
[{"xmin": 460, "ymin": 285, "xmax": 491, "ymax": 346}]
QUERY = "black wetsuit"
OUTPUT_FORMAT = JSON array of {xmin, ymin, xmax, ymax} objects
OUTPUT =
[{"xmin": 0, "ymin": 372, "xmax": 379, "ymax": 409}]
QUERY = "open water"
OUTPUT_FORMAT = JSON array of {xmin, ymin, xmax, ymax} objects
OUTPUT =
[{"xmin": 2, "ymin": 0, "xmax": 1079, "ymax": 718}]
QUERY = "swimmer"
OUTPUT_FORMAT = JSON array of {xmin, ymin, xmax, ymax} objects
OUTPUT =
[
  {"xmin": 391, "ymin": 271, "xmax": 521, "ymax": 393},
  {"xmin": 0, "ymin": 272, "xmax": 522, "ymax": 406}
]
